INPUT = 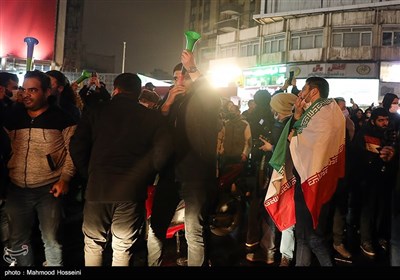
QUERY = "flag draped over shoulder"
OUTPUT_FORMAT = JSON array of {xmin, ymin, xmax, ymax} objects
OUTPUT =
[{"xmin": 264, "ymin": 98, "xmax": 346, "ymax": 231}]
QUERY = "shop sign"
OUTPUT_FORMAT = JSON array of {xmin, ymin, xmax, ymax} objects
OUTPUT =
[{"xmin": 287, "ymin": 63, "xmax": 376, "ymax": 78}]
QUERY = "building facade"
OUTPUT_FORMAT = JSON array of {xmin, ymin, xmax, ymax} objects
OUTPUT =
[
  {"xmin": 185, "ymin": 0, "xmax": 262, "ymax": 71},
  {"xmin": 187, "ymin": 0, "xmax": 400, "ymax": 109}
]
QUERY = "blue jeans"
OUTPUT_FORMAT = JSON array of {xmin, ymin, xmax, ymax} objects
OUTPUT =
[
  {"xmin": 147, "ymin": 168, "xmax": 181, "ymax": 266},
  {"xmin": 82, "ymin": 201, "xmax": 145, "ymax": 266},
  {"xmin": 0, "ymin": 200, "xmax": 8, "ymax": 247},
  {"xmin": 294, "ymin": 172, "xmax": 333, "ymax": 266},
  {"xmin": 180, "ymin": 181, "xmax": 215, "ymax": 266},
  {"xmin": 5, "ymin": 183, "xmax": 62, "ymax": 266},
  {"xmin": 148, "ymin": 178, "xmax": 215, "ymax": 266}
]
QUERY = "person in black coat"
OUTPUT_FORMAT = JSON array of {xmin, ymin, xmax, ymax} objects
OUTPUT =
[
  {"xmin": 78, "ymin": 72, "xmax": 110, "ymax": 111},
  {"xmin": 70, "ymin": 73, "xmax": 168, "ymax": 266},
  {"xmin": 147, "ymin": 51, "xmax": 221, "ymax": 266},
  {"xmin": 46, "ymin": 70, "xmax": 81, "ymax": 122}
]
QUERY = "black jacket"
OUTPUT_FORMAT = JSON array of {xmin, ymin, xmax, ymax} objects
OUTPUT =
[
  {"xmin": 69, "ymin": 92, "xmax": 168, "ymax": 202},
  {"xmin": 170, "ymin": 77, "xmax": 221, "ymax": 182},
  {"xmin": 79, "ymin": 85, "xmax": 110, "ymax": 111}
]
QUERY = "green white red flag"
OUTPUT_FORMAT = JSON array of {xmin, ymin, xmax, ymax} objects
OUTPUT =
[{"xmin": 264, "ymin": 98, "xmax": 346, "ymax": 231}]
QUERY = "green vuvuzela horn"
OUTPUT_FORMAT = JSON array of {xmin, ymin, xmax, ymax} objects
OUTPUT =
[
  {"xmin": 184, "ymin": 31, "xmax": 201, "ymax": 52},
  {"xmin": 75, "ymin": 70, "xmax": 92, "ymax": 84}
]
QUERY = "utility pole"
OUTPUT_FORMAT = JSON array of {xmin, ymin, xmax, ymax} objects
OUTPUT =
[{"xmin": 122, "ymin": 41, "xmax": 126, "ymax": 73}]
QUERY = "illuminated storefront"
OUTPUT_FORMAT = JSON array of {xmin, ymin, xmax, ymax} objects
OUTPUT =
[
  {"xmin": 238, "ymin": 64, "xmax": 287, "ymax": 111},
  {"xmin": 238, "ymin": 62, "xmax": 381, "ymax": 111},
  {"xmin": 288, "ymin": 62, "xmax": 380, "ymax": 108}
]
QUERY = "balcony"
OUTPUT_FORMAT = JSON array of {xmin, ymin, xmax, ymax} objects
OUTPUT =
[
  {"xmin": 380, "ymin": 46, "xmax": 400, "ymax": 61},
  {"xmin": 288, "ymin": 48, "xmax": 324, "ymax": 62},
  {"xmin": 328, "ymin": 46, "xmax": 373, "ymax": 61},
  {"xmin": 220, "ymin": 3, "xmax": 241, "ymax": 16},
  {"xmin": 260, "ymin": 52, "xmax": 286, "ymax": 65},
  {"xmin": 218, "ymin": 18, "xmax": 239, "ymax": 33}
]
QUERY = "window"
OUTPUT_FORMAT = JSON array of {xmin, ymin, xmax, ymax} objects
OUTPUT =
[
  {"xmin": 291, "ymin": 30, "xmax": 323, "ymax": 50},
  {"xmin": 239, "ymin": 40, "xmax": 260, "ymax": 57},
  {"xmin": 220, "ymin": 44, "xmax": 238, "ymax": 58},
  {"xmin": 200, "ymin": 47, "xmax": 215, "ymax": 61},
  {"xmin": 332, "ymin": 27, "xmax": 372, "ymax": 47},
  {"xmin": 203, "ymin": 0, "xmax": 210, "ymax": 21},
  {"xmin": 263, "ymin": 34, "xmax": 285, "ymax": 53},
  {"xmin": 382, "ymin": 31, "xmax": 400, "ymax": 46}
]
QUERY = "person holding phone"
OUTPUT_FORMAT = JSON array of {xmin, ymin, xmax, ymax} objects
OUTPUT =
[
  {"xmin": 257, "ymin": 93, "xmax": 297, "ymax": 266},
  {"xmin": 273, "ymin": 71, "xmax": 300, "ymax": 96},
  {"xmin": 265, "ymin": 77, "xmax": 346, "ymax": 266},
  {"xmin": 351, "ymin": 107, "xmax": 395, "ymax": 258},
  {"xmin": 78, "ymin": 72, "xmax": 110, "ymax": 111}
]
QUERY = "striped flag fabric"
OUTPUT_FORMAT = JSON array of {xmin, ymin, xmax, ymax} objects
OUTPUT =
[{"xmin": 264, "ymin": 98, "xmax": 346, "ymax": 231}]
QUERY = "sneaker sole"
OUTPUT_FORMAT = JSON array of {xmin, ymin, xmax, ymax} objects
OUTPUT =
[
  {"xmin": 333, "ymin": 250, "xmax": 352, "ymax": 259},
  {"xmin": 360, "ymin": 245, "xmax": 375, "ymax": 257},
  {"xmin": 333, "ymin": 245, "xmax": 352, "ymax": 259},
  {"xmin": 334, "ymin": 257, "xmax": 353, "ymax": 264}
]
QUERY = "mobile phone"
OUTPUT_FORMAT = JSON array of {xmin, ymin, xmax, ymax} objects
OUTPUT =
[
  {"xmin": 254, "ymin": 138, "xmax": 264, "ymax": 148},
  {"xmin": 46, "ymin": 154, "xmax": 56, "ymax": 171},
  {"xmin": 288, "ymin": 71, "xmax": 294, "ymax": 84}
]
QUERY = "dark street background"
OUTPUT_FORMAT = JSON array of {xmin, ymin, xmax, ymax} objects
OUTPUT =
[{"xmin": 82, "ymin": 0, "xmax": 186, "ymax": 74}]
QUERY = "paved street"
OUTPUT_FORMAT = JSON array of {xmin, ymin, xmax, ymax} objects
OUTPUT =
[
  {"xmin": 57, "ymin": 204, "xmax": 391, "ymax": 268},
  {"xmin": 0, "ymin": 192, "xmax": 391, "ymax": 269}
]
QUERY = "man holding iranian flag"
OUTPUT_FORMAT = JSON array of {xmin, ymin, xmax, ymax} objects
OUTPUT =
[{"xmin": 264, "ymin": 77, "xmax": 346, "ymax": 266}]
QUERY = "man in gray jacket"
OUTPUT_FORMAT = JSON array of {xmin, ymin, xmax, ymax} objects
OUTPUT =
[{"xmin": 3, "ymin": 70, "xmax": 76, "ymax": 266}]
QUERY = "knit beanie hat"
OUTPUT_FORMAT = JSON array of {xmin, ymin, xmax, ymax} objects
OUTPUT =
[
  {"xmin": 270, "ymin": 93, "xmax": 297, "ymax": 116},
  {"xmin": 253, "ymin": 89, "xmax": 271, "ymax": 106}
]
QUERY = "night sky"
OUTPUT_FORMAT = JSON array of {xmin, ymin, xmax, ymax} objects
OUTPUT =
[{"xmin": 82, "ymin": 0, "xmax": 186, "ymax": 75}]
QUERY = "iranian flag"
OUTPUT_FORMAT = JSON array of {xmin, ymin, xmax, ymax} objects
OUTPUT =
[{"xmin": 264, "ymin": 98, "xmax": 346, "ymax": 231}]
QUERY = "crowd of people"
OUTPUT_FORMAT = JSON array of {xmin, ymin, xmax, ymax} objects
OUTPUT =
[{"xmin": 0, "ymin": 49, "xmax": 400, "ymax": 268}]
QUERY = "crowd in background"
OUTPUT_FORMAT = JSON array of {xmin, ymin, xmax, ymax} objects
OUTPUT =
[{"xmin": 1, "ymin": 51, "xmax": 400, "ymax": 268}]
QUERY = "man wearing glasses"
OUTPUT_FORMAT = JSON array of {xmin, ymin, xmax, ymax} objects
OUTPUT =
[{"xmin": 2, "ymin": 70, "xmax": 76, "ymax": 266}]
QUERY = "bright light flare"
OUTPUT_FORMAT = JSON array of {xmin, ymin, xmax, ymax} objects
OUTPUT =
[{"xmin": 208, "ymin": 64, "xmax": 241, "ymax": 88}]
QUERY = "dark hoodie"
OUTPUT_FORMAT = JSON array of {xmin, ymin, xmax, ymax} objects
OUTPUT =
[
  {"xmin": 382, "ymin": 93, "xmax": 400, "ymax": 133},
  {"xmin": 246, "ymin": 89, "xmax": 274, "ymax": 161}
]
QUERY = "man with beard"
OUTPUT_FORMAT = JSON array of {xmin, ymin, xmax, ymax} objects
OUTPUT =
[
  {"xmin": 352, "ymin": 107, "xmax": 395, "ymax": 258},
  {"xmin": 265, "ymin": 77, "xmax": 345, "ymax": 266},
  {"xmin": 46, "ymin": 70, "xmax": 81, "ymax": 122},
  {"xmin": 3, "ymin": 70, "xmax": 76, "ymax": 266},
  {"xmin": 0, "ymin": 72, "xmax": 19, "ymax": 263}
]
